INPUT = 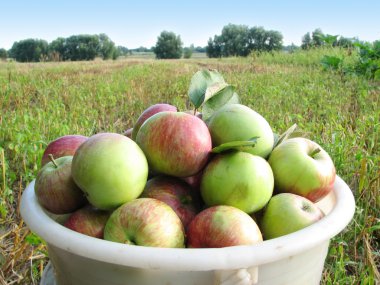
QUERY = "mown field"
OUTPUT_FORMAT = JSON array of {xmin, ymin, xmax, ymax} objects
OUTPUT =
[{"xmin": 0, "ymin": 48, "xmax": 379, "ymax": 284}]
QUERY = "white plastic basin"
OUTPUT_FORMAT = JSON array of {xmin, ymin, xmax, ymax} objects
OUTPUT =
[{"xmin": 21, "ymin": 176, "xmax": 355, "ymax": 285}]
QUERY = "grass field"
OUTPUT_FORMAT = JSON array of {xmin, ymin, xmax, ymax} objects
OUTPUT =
[{"xmin": 0, "ymin": 48, "xmax": 379, "ymax": 284}]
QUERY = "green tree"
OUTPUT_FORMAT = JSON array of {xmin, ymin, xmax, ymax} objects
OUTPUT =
[
  {"xmin": 312, "ymin": 28, "xmax": 324, "ymax": 47},
  {"xmin": 265, "ymin": 30, "xmax": 283, "ymax": 51},
  {"xmin": 321, "ymin": 34, "xmax": 339, "ymax": 47},
  {"xmin": 206, "ymin": 35, "xmax": 223, "ymax": 58},
  {"xmin": 194, "ymin": 46, "xmax": 206, "ymax": 53},
  {"xmin": 301, "ymin": 32, "xmax": 312, "ymax": 49},
  {"xmin": 63, "ymin": 35, "xmax": 100, "ymax": 61},
  {"xmin": 0, "ymin": 48, "xmax": 7, "ymax": 60},
  {"xmin": 49, "ymin": 37, "xmax": 66, "ymax": 61},
  {"xmin": 283, "ymin": 43, "xmax": 299, "ymax": 53},
  {"xmin": 153, "ymin": 31, "xmax": 183, "ymax": 59},
  {"xmin": 248, "ymin": 26, "xmax": 267, "ymax": 51},
  {"xmin": 98, "ymin": 33, "xmax": 117, "ymax": 59},
  {"xmin": 220, "ymin": 24, "xmax": 250, "ymax": 56},
  {"xmin": 9, "ymin": 39, "xmax": 49, "ymax": 62},
  {"xmin": 335, "ymin": 37, "xmax": 355, "ymax": 48},
  {"xmin": 134, "ymin": 46, "xmax": 151, "ymax": 52},
  {"xmin": 117, "ymin": 46, "xmax": 129, "ymax": 57},
  {"xmin": 207, "ymin": 25, "xmax": 283, "ymax": 58},
  {"xmin": 183, "ymin": 44, "xmax": 194, "ymax": 59}
]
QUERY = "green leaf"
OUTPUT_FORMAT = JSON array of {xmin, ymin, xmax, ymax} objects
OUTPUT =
[
  {"xmin": 321, "ymin": 34, "xmax": 338, "ymax": 46},
  {"xmin": 188, "ymin": 70, "xmax": 225, "ymax": 109},
  {"xmin": 321, "ymin": 55, "xmax": 343, "ymax": 70},
  {"xmin": 202, "ymin": 85, "xmax": 240, "ymax": 122},
  {"xmin": 368, "ymin": 224, "xmax": 380, "ymax": 233},
  {"xmin": 204, "ymin": 82, "xmax": 229, "ymax": 103},
  {"xmin": 212, "ymin": 137, "xmax": 259, "ymax": 154},
  {"xmin": 273, "ymin": 124, "xmax": 299, "ymax": 148}
]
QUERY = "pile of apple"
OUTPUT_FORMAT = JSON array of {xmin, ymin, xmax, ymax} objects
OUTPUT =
[{"xmin": 34, "ymin": 70, "xmax": 336, "ymax": 248}]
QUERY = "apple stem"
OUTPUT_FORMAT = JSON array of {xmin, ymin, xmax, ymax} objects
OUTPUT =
[
  {"xmin": 48, "ymin": 154, "xmax": 59, "ymax": 168},
  {"xmin": 309, "ymin": 148, "xmax": 321, "ymax": 158},
  {"xmin": 193, "ymin": 108, "xmax": 197, "ymax": 116}
]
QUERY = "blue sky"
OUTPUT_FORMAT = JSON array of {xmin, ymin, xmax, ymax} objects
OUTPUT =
[{"xmin": 1, "ymin": 0, "xmax": 379, "ymax": 49}]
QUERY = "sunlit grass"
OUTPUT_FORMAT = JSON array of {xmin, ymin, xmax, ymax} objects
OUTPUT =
[{"xmin": 0, "ymin": 51, "xmax": 378, "ymax": 284}]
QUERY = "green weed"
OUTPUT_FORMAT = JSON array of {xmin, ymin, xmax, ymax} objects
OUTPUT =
[{"xmin": 0, "ymin": 55, "xmax": 378, "ymax": 284}]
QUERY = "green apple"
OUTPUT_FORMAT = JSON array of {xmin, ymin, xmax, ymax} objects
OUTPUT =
[
  {"xmin": 268, "ymin": 137, "xmax": 336, "ymax": 202},
  {"xmin": 201, "ymin": 151, "xmax": 274, "ymax": 214},
  {"xmin": 207, "ymin": 104, "xmax": 274, "ymax": 158},
  {"xmin": 71, "ymin": 133, "xmax": 148, "ymax": 210},
  {"xmin": 104, "ymin": 198, "xmax": 185, "ymax": 248},
  {"xmin": 260, "ymin": 193, "xmax": 324, "ymax": 240}
]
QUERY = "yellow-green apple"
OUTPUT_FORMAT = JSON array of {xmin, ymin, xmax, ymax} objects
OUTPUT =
[
  {"xmin": 141, "ymin": 176, "xmax": 200, "ymax": 228},
  {"xmin": 268, "ymin": 137, "xmax": 336, "ymax": 202},
  {"xmin": 132, "ymin": 103, "xmax": 177, "ymax": 140},
  {"xmin": 41, "ymin": 135, "xmax": 88, "ymax": 166},
  {"xmin": 186, "ymin": 205, "xmax": 262, "ymax": 248},
  {"xmin": 207, "ymin": 104, "xmax": 274, "ymax": 158},
  {"xmin": 35, "ymin": 155, "xmax": 86, "ymax": 214},
  {"xmin": 104, "ymin": 198, "xmax": 185, "ymax": 248},
  {"xmin": 260, "ymin": 193, "xmax": 324, "ymax": 240},
  {"xmin": 64, "ymin": 205, "xmax": 111, "ymax": 239},
  {"xmin": 136, "ymin": 112, "xmax": 212, "ymax": 177},
  {"xmin": 201, "ymin": 151, "xmax": 274, "ymax": 214},
  {"xmin": 71, "ymin": 133, "xmax": 148, "ymax": 210}
]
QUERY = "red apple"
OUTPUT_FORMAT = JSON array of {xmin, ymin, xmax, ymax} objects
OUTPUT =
[
  {"xmin": 187, "ymin": 205, "xmax": 263, "ymax": 248},
  {"xmin": 64, "ymin": 205, "xmax": 111, "ymax": 239},
  {"xmin": 35, "ymin": 155, "xmax": 86, "ymax": 214},
  {"xmin": 136, "ymin": 112, "xmax": 212, "ymax": 177},
  {"xmin": 41, "ymin": 135, "xmax": 88, "ymax": 166},
  {"xmin": 180, "ymin": 171, "xmax": 203, "ymax": 190},
  {"xmin": 132, "ymin": 103, "xmax": 177, "ymax": 140},
  {"xmin": 141, "ymin": 176, "xmax": 199, "ymax": 228},
  {"xmin": 268, "ymin": 137, "xmax": 336, "ymax": 202},
  {"xmin": 104, "ymin": 198, "xmax": 185, "ymax": 248}
]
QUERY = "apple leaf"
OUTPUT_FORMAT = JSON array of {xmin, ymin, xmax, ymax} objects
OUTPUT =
[
  {"xmin": 202, "ymin": 85, "xmax": 240, "ymax": 122},
  {"xmin": 273, "ymin": 124, "xmax": 297, "ymax": 148},
  {"xmin": 188, "ymin": 70, "xmax": 225, "ymax": 109},
  {"xmin": 212, "ymin": 137, "xmax": 259, "ymax": 154},
  {"xmin": 273, "ymin": 124, "xmax": 308, "ymax": 148},
  {"xmin": 203, "ymin": 82, "xmax": 229, "ymax": 103},
  {"xmin": 273, "ymin": 133, "xmax": 280, "ymax": 147}
]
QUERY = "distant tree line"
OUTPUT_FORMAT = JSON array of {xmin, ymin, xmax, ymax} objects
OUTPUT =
[
  {"xmin": 0, "ymin": 48, "xmax": 7, "ymax": 60},
  {"xmin": 301, "ymin": 29, "xmax": 356, "ymax": 49},
  {"xmin": 8, "ymin": 34, "xmax": 122, "ymax": 62},
  {"xmin": 206, "ymin": 24, "xmax": 283, "ymax": 58},
  {"xmin": 1, "ymin": 26, "xmax": 373, "ymax": 62}
]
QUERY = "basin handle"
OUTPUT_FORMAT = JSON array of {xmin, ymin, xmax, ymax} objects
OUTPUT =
[{"xmin": 214, "ymin": 267, "xmax": 258, "ymax": 285}]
